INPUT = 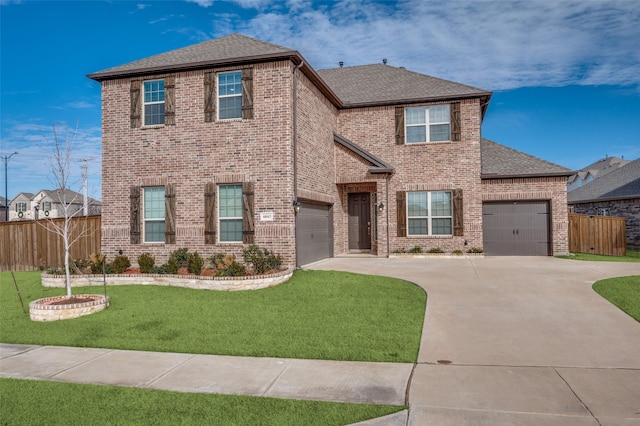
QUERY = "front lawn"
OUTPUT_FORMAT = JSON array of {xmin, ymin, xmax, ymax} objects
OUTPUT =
[
  {"xmin": 1, "ymin": 378, "xmax": 403, "ymax": 426},
  {"xmin": 0, "ymin": 270, "xmax": 425, "ymax": 363},
  {"xmin": 593, "ymin": 275, "xmax": 640, "ymax": 322},
  {"xmin": 556, "ymin": 249, "xmax": 640, "ymax": 262}
]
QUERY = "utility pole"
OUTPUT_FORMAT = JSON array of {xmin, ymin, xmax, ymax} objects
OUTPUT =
[
  {"xmin": 2, "ymin": 152, "xmax": 18, "ymax": 222},
  {"xmin": 80, "ymin": 157, "xmax": 94, "ymax": 216}
]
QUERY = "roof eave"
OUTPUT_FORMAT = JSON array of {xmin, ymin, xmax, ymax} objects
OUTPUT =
[
  {"xmin": 481, "ymin": 171, "xmax": 573, "ymax": 179},
  {"xmin": 568, "ymin": 194, "xmax": 640, "ymax": 204},
  {"xmin": 339, "ymin": 92, "xmax": 493, "ymax": 110}
]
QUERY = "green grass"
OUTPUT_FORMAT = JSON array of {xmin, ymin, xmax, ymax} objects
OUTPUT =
[
  {"xmin": 556, "ymin": 249, "xmax": 640, "ymax": 262},
  {"xmin": 593, "ymin": 275, "xmax": 640, "ymax": 322},
  {"xmin": 0, "ymin": 270, "xmax": 425, "ymax": 363},
  {"xmin": 0, "ymin": 378, "xmax": 404, "ymax": 426}
]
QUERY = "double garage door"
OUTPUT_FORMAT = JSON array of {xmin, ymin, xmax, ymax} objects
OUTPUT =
[
  {"xmin": 482, "ymin": 201, "xmax": 550, "ymax": 256},
  {"xmin": 296, "ymin": 202, "xmax": 333, "ymax": 266}
]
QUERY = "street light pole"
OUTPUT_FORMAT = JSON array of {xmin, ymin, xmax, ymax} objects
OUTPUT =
[{"xmin": 3, "ymin": 152, "xmax": 18, "ymax": 222}]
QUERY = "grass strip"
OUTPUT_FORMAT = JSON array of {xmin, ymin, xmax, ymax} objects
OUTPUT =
[
  {"xmin": 593, "ymin": 275, "xmax": 640, "ymax": 322},
  {"xmin": 556, "ymin": 249, "xmax": 640, "ymax": 262},
  {"xmin": 0, "ymin": 378, "xmax": 404, "ymax": 426},
  {"xmin": 0, "ymin": 270, "xmax": 425, "ymax": 363}
]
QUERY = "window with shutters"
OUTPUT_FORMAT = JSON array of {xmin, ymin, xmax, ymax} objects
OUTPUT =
[
  {"xmin": 143, "ymin": 187, "xmax": 165, "ymax": 242},
  {"xmin": 17, "ymin": 202, "xmax": 26, "ymax": 212},
  {"xmin": 405, "ymin": 105, "xmax": 450, "ymax": 143},
  {"xmin": 143, "ymin": 79, "xmax": 165, "ymax": 126},
  {"xmin": 42, "ymin": 201, "xmax": 51, "ymax": 211},
  {"xmin": 218, "ymin": 71, "xmax": 242, "ymax": 120},
  {"xmin": 407, "ymin": 191, "xmax": 452, "ymax": 236},
  {"xmin": 218, "ymin": 184, "xmax": 243, "ymax": 242}
]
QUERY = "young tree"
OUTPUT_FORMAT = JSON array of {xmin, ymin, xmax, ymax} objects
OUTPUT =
[{"xmin": 43, "ymin": 123, "xmax": 92, "ymax": 298}]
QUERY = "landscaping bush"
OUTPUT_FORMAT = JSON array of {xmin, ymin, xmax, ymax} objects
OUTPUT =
[
  {"xmin": 138, "ymin": 253, "xmax": 155, "ymax": 274},
  {"xmin": 187, "ymin": 251, "xmax": 204, "ymax": 275},
  {"xmin": 166, "ymin": 256, "xmax": 180, "ymax": 275},
  {"xmin": 428, "ymin": 247, "xmax": 444, "ymax": 253},
  {"xmin": 215, "ymin": 255, "xmax": 246, "ymax": 277},
  {"xmin": 408, "ymin": 246, "xmax": 423, "ymax": 254},
  {"xmin": 89, "ymin": 253, "xmax": 106, "ymax": 274},
  {"xmin": 451, "ymin": 249, "xmax": 464, "ymax": 256},
  {"xmin": 467, "ymin": 247, "xmax": 484, "ymax": 253},
  {"xmin": 242, "ymin": 245, "xmax": 283, "ymax": 274},
  {"xmin": 110, "ymin": 255, "xmax": 131, "ymax": 274},
  {"xmin": 208, "ymin": 253, "xmax": 225, "ymax": 269},
  {"xmin": 170, "ymin": 248, "xmax": 191, "ymax": 267}
]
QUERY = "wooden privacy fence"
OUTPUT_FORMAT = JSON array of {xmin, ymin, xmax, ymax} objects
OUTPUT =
[
  {"xmin": 568, "ymin": 213, "xmax": 626, "ymax": 257},
  {"xmin": 0, "ymin": 215, "xmax": 101, "ymax": 272}
]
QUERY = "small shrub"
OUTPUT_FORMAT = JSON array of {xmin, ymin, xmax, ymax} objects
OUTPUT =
[
  {"xmin": 428, "ymin": 247, "xmax": 444, "ymax": 253},
  {"xmin": 451, "ymin": 249, "xmax": 464, "ymax": 256},
  {"xmin": 408, "ymin": 246, "xmax": 423, "ymax": 254},
  {"xmin": 46, "ymin": 269, "xmax": 64, "ymax": 275},
  {"xmin": 138, "ymin": 253, "xmax": 155, "ymax": 273},
  {"xmin": 392, "ymin": 248, "xmax": 407, "ymax": 254},
  {"xmin": 467, "ymin": 247, "xmax": 484, "ymax": 253},
  {"xmin": 187, "ymin": 251, "xmax": 204, "ymax": 275},
  {"xmin": 89, "ymin": 253, "xmax": 106, "ymax": 274},
  {"xmin": 242, "ymin": 245, "xmax": 283, "ymax": 274},
  {"xmin": 170, "ymin": 248, "xmax": 191, "ymax": 267},
  {"xmin": 166, "ymin": 256, "xmax": 180, "ymax": 275},
  {"xmin": 110, "ymin": 255, "xmax": 131, "ymax": 274},
  {"xmin": 208, "ymin": 253, "xmax": 225, "ymax": 269},
  {"xmin": 215, "ymin": 255, "xmax": 246, "ymax": 277},
  {"xmin": 153, "ymin": 264, "xmax": 168, "ymax": 274}
]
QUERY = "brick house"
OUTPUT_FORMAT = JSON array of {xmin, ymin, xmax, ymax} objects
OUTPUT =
[{"xmin": 88, "ymin": 34, "xmax": 571, "ymax": 267}]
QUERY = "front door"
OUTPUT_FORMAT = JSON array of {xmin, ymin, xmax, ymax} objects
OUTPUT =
[{"xmin": 348, "ymin": 193, "xmax": 371, "ymax": 250}]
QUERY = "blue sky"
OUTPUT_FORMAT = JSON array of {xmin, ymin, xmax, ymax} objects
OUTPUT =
[{"xmin": 1, "ymin": 0, "xmax": 639, "ymax": 201}]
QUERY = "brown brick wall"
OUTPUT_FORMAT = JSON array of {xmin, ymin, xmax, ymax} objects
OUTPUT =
[{"xmin": 482, "ymin": 176, "xmax": 569, "ymax": 254}]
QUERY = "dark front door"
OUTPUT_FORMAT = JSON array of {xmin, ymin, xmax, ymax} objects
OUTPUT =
[{"xmin": 348, "ymin": 193, "xmax": 371, "ymax": 250}]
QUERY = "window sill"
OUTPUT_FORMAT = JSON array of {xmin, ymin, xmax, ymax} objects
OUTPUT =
[
  {"xmin": 406, "ymin": 235, "xmax": 453, "ymax": 239},
  {"xmin": 140, "ymin": 124, "xmax": 165, "ymax": 130},
  {"xmin": 405, "ymin": 140, "xmax": 452, "ymax": 146}
]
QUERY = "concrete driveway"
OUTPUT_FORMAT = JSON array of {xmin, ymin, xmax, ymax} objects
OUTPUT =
[{"xmin": 308, "ymin": 256, "xmax": 640, "ymax": 426}]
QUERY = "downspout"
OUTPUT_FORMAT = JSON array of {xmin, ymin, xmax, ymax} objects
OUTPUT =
[
  {"xmin": 293, "ymin": 60, "xmax": 304, "ymax": 268},
  {"xmin": 386, "ymin": 174, "xmax": 390, "ymax": 258}
]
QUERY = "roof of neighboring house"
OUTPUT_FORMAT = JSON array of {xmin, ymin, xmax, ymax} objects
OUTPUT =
[
  {"xmin": 36, "ymin": 189, "xmax": 101, "ymax": 205},
  {"xmin": 568, "ymin": 157, "xmax": 640, "ymax": 203},
  {"xmin": 88, "ymin": 33, "xmax": 491, "ymax": 110},
  {"xmin": 9, "ymin": 192, "xmax": 34, "ymax": 203},
  {"xmin": 317, "ymin": 64, "xmax": 491, "ymax": 107},
  {"xmin": 567, "ymin": 156, "xmax": 630, "ymax": 184},
  {"xmin": 0, "ymin": 196, "xmax": 6, "ymax": 208},
  {"xmin": 480, "ymin": 139, "xmax": 572, "ymax": 179}
]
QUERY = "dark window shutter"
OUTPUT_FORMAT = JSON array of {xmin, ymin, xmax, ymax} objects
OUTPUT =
[
  {"xmin": 395, "ymin": 107, "xmax": 405, "ymax": 145},
  {"xmin": 165, "ymin": 75, "xmax": 176, "ymax": 126},
  {"xmin": 242, "ymin": 182, "xmax": 255, "ymax": 244},
  {"xmin": 204, "ymin": 71, "xmax": 216, "ymax": 122},
  {"xmin": 396, "ymin": 191, "xmax": 406, "ymax": 237},
  {"xmin": 130, "ymin": 186, "xmax": 141, "ymax": 244},
  {"xmin": 241, "ymin": 68, "xmax": 254, "ymax": 120},
  {"xmin": 130, "ymin": 80, "xmax": 141, "ymax": 128},
  {"xmin": 165, "ymin": 183, "xmax": 176, "ymax": 244},
  {"xmin": 451, "ymin": 102, "xmax": 461, "ymax": 142},
  {"xmin": 453, "ymin": 188, "xmax": 463, "ymax": 236},
  {"xmin": 204, "ymin": 182, "xmax": 216, "ymax": 244}
]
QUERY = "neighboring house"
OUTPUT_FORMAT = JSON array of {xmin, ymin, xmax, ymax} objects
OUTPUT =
[
  {"xmin": 0, "ymin": 196, "xmax": 7, "ymax": 222},
  {"xmin": 567, "ymin": 156, "xmax": 629, "ymax": 192},
  {"xmin": 8, "ymin": 189, "xmax": 101, "ymax": 221},
  {"xmin": 568, "ymin": 158, "xmax": 640, "ymax": 249},
  {"xmin": 88, "ymin": 33, "xmax": 571, "ymax": 267}
]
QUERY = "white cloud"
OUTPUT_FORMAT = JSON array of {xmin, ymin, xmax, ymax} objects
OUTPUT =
[
  {"xmin": 223, "ymin": 0, "xmax": 640, "ymax": 90},
  {"xmin": 185, "ymin": 0, "xmax": 214, "ymax": 7}
]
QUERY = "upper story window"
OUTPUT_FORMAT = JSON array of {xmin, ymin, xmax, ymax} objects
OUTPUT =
[
  {"xmin": 218, "ymin": 184, "xmax": 243, "ymax": 242},
  {"xmin": 143, "ymin": 186, "xmax": 165, "ymax": 242},
  {"xmin": 42, "ymin": 202, "xmax": 51, "ymax": 211},
  {"xmin": 406, "ymin": 105, "xmax": 450, "ymax": 143},
  {"xmin": 407, "ymin": 191, "xmax": 452, "ymax": 236},
  {"xmin": 143, "ymin": 80, "xmax": 165, "ymax": 126},
  {"xmin": 218, "ymin": 71, "xmax": 243, "ymax": 120},
  {"xmin": 17, "ymin": 202, "xmax": 26, "ymax": 212}
]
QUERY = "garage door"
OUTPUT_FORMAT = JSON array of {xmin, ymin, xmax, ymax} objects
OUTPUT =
[
  {"xmin": 482, "ymin": 201, "xmax": 550, "ymax": 256},
  {"xmin": 296, "ymin": 202, "xmax": 332, "ymax": 266}
]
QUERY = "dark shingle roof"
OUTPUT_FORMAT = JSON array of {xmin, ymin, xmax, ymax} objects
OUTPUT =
[
  {"xmin": 88, "ymin": 34, "xmax": 299, "ymax": 81},
  {"xmin": 568, "ymin": 158, "xmax": 640, "ymax": 203},
  {"xmin": 481, "ymin": 139, "xmax": 572, "ymax": 178},
  {"xmin": 317, "ymin": 64, "xmax": 490, "ymax": 107}
]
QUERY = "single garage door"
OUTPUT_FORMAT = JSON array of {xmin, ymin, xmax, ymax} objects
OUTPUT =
[
  {"xmin": 296, "ymin": 202, "xmax": 332, "ymax": 266},
  {"xmin": 483, "ymin": 201, "xmax": 550, "ymax": 256}
]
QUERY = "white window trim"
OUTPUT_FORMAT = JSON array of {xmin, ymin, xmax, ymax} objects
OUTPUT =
[
  {"xmin": 405, "ymin": 105, "xmax": 451, "ymax": 144},
  {"xmin": 218, "ymin": 183, "xmax": 243, "ymax": 243},
  {"xmin": 143, "ymin": 79, "xmax": 165, "ymax": 127},
  {"xmin": 217, "ymin": 71, "xmax": 243, "ymax": 121},
  {"xmin": 407, "ymin": 191, "xmax": 453, "ymax": 236},
  {"xmin": 142, "ymin": 186, "xmax": 165, "ymax": 244}
]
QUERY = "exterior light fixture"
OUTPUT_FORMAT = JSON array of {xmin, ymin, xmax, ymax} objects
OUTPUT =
[
  {"xmin": 293, "ymin": 200, "xmax": 301, "ymax": 214},
  {"xmin": 378, "ymin": 202, "xmax": 384, "ymax": 213}
]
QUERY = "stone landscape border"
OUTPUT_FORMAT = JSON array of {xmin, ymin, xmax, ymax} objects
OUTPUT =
[
  {"xmin": 30, "ymin": 294, "xmax": 109, "ymax": 322},
  {"xmin": 41, "ymin": 268, "xmax": 294, "ymax": 291}
]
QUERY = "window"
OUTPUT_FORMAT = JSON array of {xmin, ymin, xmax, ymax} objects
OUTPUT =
[
  {"xmin": 143, "ymin": 187, "xmax": 165, "ymax": 242},
  {"xmin": 143, "ymin": 79, "xmax": 165, "ymax": 126},
  {"xmin": 17, "ymin": 202, "xmax": 26, "ymax": 212},
  {"xmin": 218, "ymin": 184, "xmax": 243, "ymax": 242},
  {"xmin": 407, "ymin": 191, "xmax": 452, "ymax": 236},
  {"xmin": 405, "ymin": 104, "xmax": 450, "ymax": 143},
  {"xmin": 218, "ymin": 71, "xmax": 242, "ymax": 120},
  {"xmin": 42, "ymin": 202, "xmax": 51, "ymax": 211}
]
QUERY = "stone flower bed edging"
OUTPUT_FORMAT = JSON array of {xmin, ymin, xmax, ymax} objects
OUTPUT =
[
  {"xmin": 389, "ymin": 253, "xmax": 484, "ymax": 259},
  {"xmin": 41, "ymin": 268, "xmax": 294, "ymax": 291},
  {"xmin": 30, "ymin": 294, "xmax": 109, "ymax": 322}
]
